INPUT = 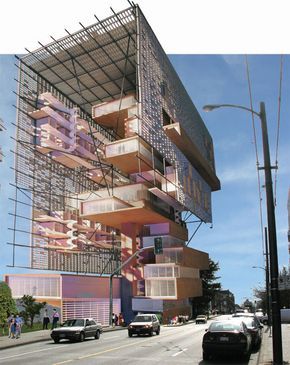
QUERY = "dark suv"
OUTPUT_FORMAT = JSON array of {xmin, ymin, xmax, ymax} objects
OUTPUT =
[{"xmin": 128, "ymin": 314, "xmax": 160, "ymax": 337}]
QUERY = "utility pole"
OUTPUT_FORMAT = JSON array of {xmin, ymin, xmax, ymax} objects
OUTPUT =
[
  {"xmin": 264, "ymin": 227, "xmax": 271, "ymax": 329},
  {"xmin": 203, "ymin": 101, "xmax": 283, "ymax": 365},
  {"xmin": 259, "ymin": 102, "xmax": 282, "ymax": 364}
]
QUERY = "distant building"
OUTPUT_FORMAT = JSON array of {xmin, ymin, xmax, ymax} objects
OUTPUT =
[
  {"xmin": 279, "ymin": 267, "xmax": 290, "ymax": 290},
  {"xmin": 212, "ymin": 290, "xmax": 235, "ymax": 314},
  {"xmin": 278, "ymin": 267, "xmax": 290, "ymax": 308}
]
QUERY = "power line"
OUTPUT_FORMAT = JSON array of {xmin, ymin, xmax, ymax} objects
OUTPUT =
[
  {"xmin": 274, "ymin": 55, "xmax": 284, "ymax": 206},
  {"xmin": 244, "ymin": 55, "xmax": 265, "ymax": 257}
]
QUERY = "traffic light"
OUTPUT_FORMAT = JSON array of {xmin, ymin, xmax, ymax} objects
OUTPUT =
[{"xmin": 154, "ymin": 237, "xmax": 163, "ymax": 255}]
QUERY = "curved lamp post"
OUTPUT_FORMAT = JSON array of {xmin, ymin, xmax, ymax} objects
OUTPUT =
[{"xmin": 203, "ymin": 102, "xmax": 282, "ymax": 365}]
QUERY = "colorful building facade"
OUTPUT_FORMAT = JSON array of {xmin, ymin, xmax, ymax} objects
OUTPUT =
[
  {"xmin": 4, "ymin": 273, "xmax": 121, "ymax": 325},
  {"xmin": 12, "ymin": 5, "xmax": 220, "ymax": 323}
]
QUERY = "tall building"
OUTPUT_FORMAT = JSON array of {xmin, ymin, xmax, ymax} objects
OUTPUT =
[{"xmin": 12, "ymin": 5, "xmax": 220, "ymax": 323}]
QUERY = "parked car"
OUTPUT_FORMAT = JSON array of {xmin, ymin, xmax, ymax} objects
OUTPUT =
[
  {"xmin": 202, "ymin": 319, "xmax": 252, "ymax": 361},
  {"xmin": 232, "ymin": 313, "xmax": 263, "ymax": 348},
  {"xmin": 255, "ymin": 311, "xmax": 268, "ymax": 325},
  {"xmin": 195, "ymin": 315, "xmax": 207, "ymax": 324},
  {"xmin": 128, "ymin": 314, "xmax": 160, "ymax": 337},
  {"xmin": 51, "ymin": 318, "xmax": 102, "ymax": 343}
]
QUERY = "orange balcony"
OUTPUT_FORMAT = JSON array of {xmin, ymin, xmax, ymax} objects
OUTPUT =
[
  {"xmin": 155, "ymin": 246, "xmax": 209, "ymax": 270},
  {"xmin": 92, "ymin": 95, "xmax": 137, "ymax": 139},
  {"xmin": 104, "ymin": 136, "xmax": 163, "ymax": 175},
  {"xmin": 144, "ymin": 277, "xmax": 202, "ymax": 299},
  {"xmin": 81, "ymin": 198, "xmax": 174, "ymax": 229}
]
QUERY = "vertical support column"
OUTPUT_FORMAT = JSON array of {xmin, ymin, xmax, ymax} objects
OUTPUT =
[{"xmin": 120, "ymin": 223, "xmax": 142, "ymax": 323}]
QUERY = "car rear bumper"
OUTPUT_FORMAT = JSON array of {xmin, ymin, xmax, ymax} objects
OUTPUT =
[{"xmin": 203, "ymin": 343, "xmax": 248, "ymax": 355}]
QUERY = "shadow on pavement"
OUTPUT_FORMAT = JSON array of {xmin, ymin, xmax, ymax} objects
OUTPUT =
[{"xmin": 198, "ymin": 353, "xmax": 252, "ymax": 365}]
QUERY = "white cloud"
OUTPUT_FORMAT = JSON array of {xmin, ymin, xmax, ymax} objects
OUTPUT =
[{"xmin": 218, "ymin": 158, "xmax": 257, "ymax": 184}]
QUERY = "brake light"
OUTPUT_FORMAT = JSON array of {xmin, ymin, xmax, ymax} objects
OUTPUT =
[{"xmin": 203, "ymin": 335, "xmax": 214, "ymax": 342}]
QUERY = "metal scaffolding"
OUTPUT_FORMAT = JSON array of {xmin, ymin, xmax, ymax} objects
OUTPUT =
[{"xmin": 10, "ymin": 6, "xmax": 138, "ymax": 274}]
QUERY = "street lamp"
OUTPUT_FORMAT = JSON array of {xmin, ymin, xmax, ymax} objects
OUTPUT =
[{"xmin": 203, "ymin": 102, "xmax": 283, "ymax": 365}]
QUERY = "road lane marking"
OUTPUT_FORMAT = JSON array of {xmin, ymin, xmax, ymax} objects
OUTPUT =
[
  {"xmin": 53, "ymin": 327, "xmax": 196, "ymax": 365},
  {"xmin": 172, "ymin": 348, "xmax": 188, "ymax": 357},
  {"xmin": 53, "ymin": 336, "xmax": 158, "ymax": 365},
  {"xmin": 78, "ymin": 338, "xmax": 150, "ymax": 359},
  {"xmin": 0, "ymin": 345, "xmax": 69, "ymax": 361}
]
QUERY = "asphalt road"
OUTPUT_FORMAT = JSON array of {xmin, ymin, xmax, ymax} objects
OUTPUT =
[{"xmin": 0, "ymin": 321, "xmax": 260, "ymax": 365}]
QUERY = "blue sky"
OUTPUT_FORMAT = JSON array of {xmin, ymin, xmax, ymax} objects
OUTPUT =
[
  {"xmin": 1, "ymin": 54, "xmax": 289, "ymax": 305},
  {"xmin": 169, "ymin": 55, "xmax": 290, "ymax": 304}
]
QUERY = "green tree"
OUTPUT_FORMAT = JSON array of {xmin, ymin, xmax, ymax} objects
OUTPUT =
[
  {"xmin": 0, "ymin": 282, "xmax": 16, "ymax": 334},
  {"xmin": 193, "ymin": 258, "xmax": 221, "ymax": 315},
  {"xmin": 19, "ymin": 295, "xmax": 46, "ymax": 328},
  {"xmin": 253, "ymin": 287, "xmax": 267, "ymax": 312},
  {"xmin": 242, "ymin": 298, "xmax": 255, "ymax": 312}
]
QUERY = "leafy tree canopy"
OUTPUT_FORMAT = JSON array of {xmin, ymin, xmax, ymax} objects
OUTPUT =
[
  {"xmin": 20, "ymin": 295, "xmax": 46, "ymax": 328},
  {"xmin": 0, "ymin": 282, "xmax": 16, "ymax": 326},
  {"xmin": 194, "ymin": 258, "xmax": 221, "ymax": 314}
]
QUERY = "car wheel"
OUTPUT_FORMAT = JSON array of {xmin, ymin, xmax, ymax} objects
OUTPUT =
[
  {"xmin": 203, "ymin": 351, "xmax": 210, "ymax": 361},
  {"xmin": 149, "ymin": 329, "xmax": 153, "ymax": 336},
  {"xmin": 53, "ymin": 338, "xmax": 60, "ymax": 344},
  {"xmin": 156, "ymin": 327, "xmax": 160, "ymax": 335},
  {"xmin": 79, "ymin": 332, "xmax": 85, "ymax": 342},
  {"xmin": 95, "ymin": 330, "xmax": 100, "ymax": 340},
  {"xmin": 242, "ymin": 350, "xmax": 251, "ymax": 361},
  {"xmin": 128, "ymin": 331, "xmax": 132, "ymax": 337}
]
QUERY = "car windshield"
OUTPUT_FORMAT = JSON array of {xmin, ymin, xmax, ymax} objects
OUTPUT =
[
  {"xmin": 62, "ymin": 319, "xmax": 85, "ymax": 327},
  {"xmin": 133, "ymin": 315, "xmax": 152, "ymax": 322},
  {"xmin": 209, "ymin": 321, "xmax": 241, "ymax": 332},
  {"xmin": 240, "ymin": 318, "xmax": 254, "ymax": 327},
  {"xmin": 233, "ymin": 313, "xmax": 254, "ymax": 318},
  {"xmin": 255, "ymin": 312, "xmax": 263, "ymax": 317}
]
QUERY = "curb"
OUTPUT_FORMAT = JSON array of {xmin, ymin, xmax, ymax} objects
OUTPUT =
[
  {"xmin": 0, "ymin": 326, "xmax": 127, "ymax": 351},
  {"xmin": 0, "ymin": 336, "xmax": 51, "ymax": 350}
]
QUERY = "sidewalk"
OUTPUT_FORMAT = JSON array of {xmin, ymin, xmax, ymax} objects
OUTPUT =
[
  {"xmin": 0, "ymin": 319, "xmax": 195, "ymax": 350},
  {"xmin": 0, "ymin": 325, "xmax": 126, "ymax": 350},
  {"xmin": 257, "ymin": 324, "xmax": 290, "ymax": 364}
]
